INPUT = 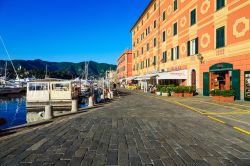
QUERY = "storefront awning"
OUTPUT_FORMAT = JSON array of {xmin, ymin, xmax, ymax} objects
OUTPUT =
[
  {"xmin": 157, "ymin": 70, "xmax": 188, "ymax": 80},
  {"xmin": 135, "ymin": 73, "xmax": 158, "ymax": 81},
  {"xmin": 126, "ymin": 76, "xmax": 137, "ymax": 81}
]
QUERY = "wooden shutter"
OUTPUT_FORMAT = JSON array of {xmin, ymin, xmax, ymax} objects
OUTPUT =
[
  {"xmin": 203, "ymin": 72, "xmax": 209, "ymax": 96},
  {"xmin": 187, "ymin": 41, "xmax": 190, "ymax": 56},
  {"xmin": 195, "ymin": 38, "xmax": 198, "ymax": 54},
  {"xmin": 171, "ymin": 48, "xmax": 174, "ymax": 60},
  {"xmin": 177, "ymin": 46, "xmax": 179, "ymax": 59},
  {"xmin": 232, "ymin": 70, "xmax": 241, "ymax": 100}
]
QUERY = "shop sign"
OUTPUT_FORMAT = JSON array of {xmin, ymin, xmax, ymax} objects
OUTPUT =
[
  {"xmin": 245, "ymin": 71, "xmax": 250, "ymax": 101},
  {"xmin": 209, "ymin": 63, "xmax": 233, "ymax": 72}
]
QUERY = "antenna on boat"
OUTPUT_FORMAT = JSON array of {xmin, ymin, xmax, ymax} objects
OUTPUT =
[{"xmin": 0, "ymin": 35, "xmax": 19, "ymax": 79}]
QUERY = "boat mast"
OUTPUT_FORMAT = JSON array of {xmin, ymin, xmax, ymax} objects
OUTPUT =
[
  {"xmin": 0, "ymin": 35, "xmax": 19, "ymax": 80},
  {"xmin": 4, "ymin": 61, "xmax": 7, "ymax": 80},
  {"xmin": 45, "ymin": 64, "xmax": 48, "ymax": 79}
]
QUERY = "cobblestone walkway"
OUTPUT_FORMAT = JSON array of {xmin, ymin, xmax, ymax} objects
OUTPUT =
[{"xmin": 0, "ymin": 90, "xmax": 250, "ymax": 166}]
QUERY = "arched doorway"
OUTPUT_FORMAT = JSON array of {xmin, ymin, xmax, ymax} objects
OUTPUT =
[{"xmin": 191, "ymin": 69, "xmax": 196, "ymax": 88}]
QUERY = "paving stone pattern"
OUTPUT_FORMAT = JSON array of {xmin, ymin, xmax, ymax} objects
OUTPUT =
[{"xmin": 0, "ymin": 90, "xmax": 250, "ymax": 166}]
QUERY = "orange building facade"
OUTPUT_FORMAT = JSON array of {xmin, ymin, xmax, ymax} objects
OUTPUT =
[
  {"xmin": 131, "ymin": 0, "xmax": 250, "ymax": 100},
  {"xmin": 117, "ymin": 50, "xmax": 133, "ymax": 80}
]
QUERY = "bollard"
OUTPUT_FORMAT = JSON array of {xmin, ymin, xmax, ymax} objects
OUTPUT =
[
  {"xmin": 88, "ymin": 96, "xmax": 94, "ymax": 107},
  {"xmin": 110, "ymin": 91, "xmax": 113, "ymax": 99},
  {"xmin": 44, "ymin": 105, "xmax": 53, "ymax": 120},
  {"xmin": 71, "ymin": 100, "xmax": 78, "ymax": 113}
]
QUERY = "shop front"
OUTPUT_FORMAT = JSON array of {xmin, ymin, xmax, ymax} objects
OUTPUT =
[
  {"xmin": 157, "ymin": 70, "xmax": 188, "ymax": 86},
  {"xmin": 203, "ymin": 63, "xmax": 241, "ymax": 100},
  {"xmin": 245, "ymin": 71, "xmax": 250, "ymax": 101}
]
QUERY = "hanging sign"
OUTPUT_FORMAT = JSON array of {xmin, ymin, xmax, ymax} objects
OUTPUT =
[{"xmin": 245, "ymin": 71, "xmax": 250, "ymax": 101}]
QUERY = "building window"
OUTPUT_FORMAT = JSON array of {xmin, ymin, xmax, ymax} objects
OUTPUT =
[
  {"xmin": 216, "ymin": 26, "xmax": 225, "ymax": 48},
  {"xmin": 154, "ymin": 3, "xmax": 157, "ymax": 11},
  {"xmin": 162, "ymin": 11, "xmax": 166, "ymax": 21},
  {"xmin": 171, "ymin": 46, "xmax": 179, "ymax": 60},
  {"xmin": 154, "ymin": 20, "xmax": 157, "ymax": 28},
  {"xmin": 173, "ymin": 22, "xmax": 177, "ymax": 36},
  {"xmin": 153, "ymin": 56, "xmax": 157, "ymax": 65},
  {"xmin": 216, "ymin": 0, "xmax": 225, "ymax": 11},
  {"xmin": 188, "ymin": 38, "xmax": 198, "ymax": 56},
  {"xmin": 147, "ymin": 12, "xmax": 150, "ymax": 19},
  {"xmin": 154, "ymin": 38, "xmax": 157, "ymax": 47},
  {"xmin": 137, "ymin": 38, "xmax": 139, "ymax": 44},
  {"xmin": 133, "ymin": 53, "xmax": 136, "ymax": 59},
  {"xmin": 137, "ymin": 50, "xmax": 139, "ymax": 57},
  {"xmin": 162, "ymin": 51, "xmax": 167, "ymax": 63},
  {"xmin": 141, "ymin": 47, "xmax": 144, "ymax": 54},
  {"xmin": 190, "ymin": 9, "xmax": 196, "ymax": 26},
  {"xmin": 147, "ymin": 58, "xmax": 150, "ymax": 67},
  {"xmin": 162, "ymin": 31, "xmax": 166, "ymax": 42},
  {"xmin": 147, "ymin": 43, "xmax": 150, "ymax": 51},
  {"xmin": 136, "ymin": 64, "xmax": 139, "ymax": 70},
  {"xmin": 141, "ymin": 20, "xmax": 144, "ymax": 25},
  {"xmin": 174, "ymin": 0, "xmax": 178, "ymax": 11}
]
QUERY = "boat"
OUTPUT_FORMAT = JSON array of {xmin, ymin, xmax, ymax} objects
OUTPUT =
[{"xmin": 0, "ymin": 36, "xmax": 27, "ymax": 95}]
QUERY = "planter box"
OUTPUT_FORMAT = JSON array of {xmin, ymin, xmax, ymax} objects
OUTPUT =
[
  {"xmin": 183, "ymin": 93, "xmax": 193, "ymax": 97},
  {"xmin": 220, "ymin": 96, "xmax": 235, "ymax": 102},
  {"xmin": 212, "ymin": 96, "xmax": 235, "ymax": 102},
  {"xmin": 156, "ymin": 92, "xmax": 161, "ymax": 96},
  {"xmin": 162, "ymin": 93, "xmax": 169, "ymax": 97},
  {"xmin": 212, "ymin": 96, "xmax": 221, "ymax": 102},
  {"xmin": 173, "ymin": 93, "xmax": 183, "ymax": 97}
]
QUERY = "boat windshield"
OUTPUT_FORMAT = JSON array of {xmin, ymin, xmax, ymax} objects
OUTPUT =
[{"xmin": 29, "ymin": 83, "xmax": 48, "ymax": 91}]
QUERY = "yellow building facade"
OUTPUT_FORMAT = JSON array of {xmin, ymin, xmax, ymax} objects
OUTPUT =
[{"xmin": 131, "ymin": 0, "xmax": 250, "ymax": 100}]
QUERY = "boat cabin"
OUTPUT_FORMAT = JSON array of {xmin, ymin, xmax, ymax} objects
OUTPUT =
[{"xmin": 26, "ymin": 79, "xmax": 80, "ymax": 108}]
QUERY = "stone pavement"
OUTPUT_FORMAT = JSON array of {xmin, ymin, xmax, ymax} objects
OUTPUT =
[{"xmin": 0, "ymin": 90, "xmax": 250, "ymax": 166}]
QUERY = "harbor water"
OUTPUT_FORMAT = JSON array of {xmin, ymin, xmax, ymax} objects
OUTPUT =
[{"xmin": 0, "ymin": 97, "xmax": 26, "ymax": 130}]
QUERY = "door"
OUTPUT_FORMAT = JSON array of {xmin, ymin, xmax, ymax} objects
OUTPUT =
[
  {"xmin": 191, "ymin": 70, "xmax": 196, "ymax": 88},
  {"xmin": 232, "ymin": 70, "xmax": 240, "ymax": 100},
  {"xmin": 245, "ymin": 71, "xmax": 250, "ymax": 101},
  {"xmin": 203, "ymin": 72, "xmax": 209, "ymax": 96}
]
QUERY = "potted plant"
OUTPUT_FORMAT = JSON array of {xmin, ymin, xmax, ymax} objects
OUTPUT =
[
  {"xmin": 173, "ymin": 86, "xmax": 184, "ymax": 97},
  {"xmin": 183, "ymin": 86, "xmax": 194, "ymax": 97},
  {"xmin": 162, "ymin": 86, "xmax": 169, "ymax": 96},
  {"xmin": 220, "ymin": 90, "xmax": 235, "ymax": 102},
  {"xmin": 156, "ymin": 85, "xmax": 162, "ymax": 96}
]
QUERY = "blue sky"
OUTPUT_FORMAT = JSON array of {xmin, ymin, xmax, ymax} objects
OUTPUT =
[{"xmin": 0, "ymin": 0, "xmax": 150, "ymax": 64}]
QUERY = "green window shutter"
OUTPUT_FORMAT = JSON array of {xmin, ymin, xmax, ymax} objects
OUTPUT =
[
  {"xmin": 173, "ymin": 23, "xmax": 177, "ymax": 35},
  {"xmin": 154, "ymin": 56, "xmax": 156, "ymax": 65},
  {"xmin": 217, "ymin": 0, "xmax": 225, "ymax": 10},
  {"xmin": 203, "ymin": 72, "xmax": 210, "ymax": 96},
  {"xmin": 177, "ymin": 46, "xmax": 179, "ymax": 59},
  {"xmin": 148, "ymin": 59, "xmax": 150, "ymax": 67},
  {"xmin": 232, "ymin": 70, "xmax": 241, "ymax": 100},
  {"xmin": 174, "ymin": 0, "xmax": 177, "ymax": 11},
  {"xmin": 187, "ymin": 41, "xmax": 190, "ymax": 56},
  {"xmin": 191, "ymin": 9, "xmax": 196, "ymax": 26},
  {"xmin": 162, "ymin": 31, "xmax": 165, "ymax": 42},
  {"xmin": 195, "ymin": 37, "xmax": 198, "ymax": 54},
  {"xmin": 171, "ymin": 48, "xmax": 174, "ymax": 60},
  {"xmin": 216, "ymin": 27, "xmax": 225, "ymax": 48},
  {"xmin": 163, "ymin": 11, "xmax": 166, "ymax": 21}
]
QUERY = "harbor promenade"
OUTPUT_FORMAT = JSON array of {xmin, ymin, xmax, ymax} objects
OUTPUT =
[{"xmin": 0, "ymin": 90, "xmax": 250, "ymax": 166}]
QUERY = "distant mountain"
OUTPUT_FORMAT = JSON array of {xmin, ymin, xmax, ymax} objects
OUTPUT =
[{"xmin": 0, "ymin": 59, "xmax": 117, "ymax": 79}]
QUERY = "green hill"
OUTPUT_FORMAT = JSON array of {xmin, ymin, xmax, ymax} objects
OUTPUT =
[{"xmin": 0, "ymin": 59, "xmax": 117, "ymax": 79}]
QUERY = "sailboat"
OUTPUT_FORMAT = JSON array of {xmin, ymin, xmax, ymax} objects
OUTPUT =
[{"xmin": 0, "ymin": 35, "xmax": 25, "ymax": 95}]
